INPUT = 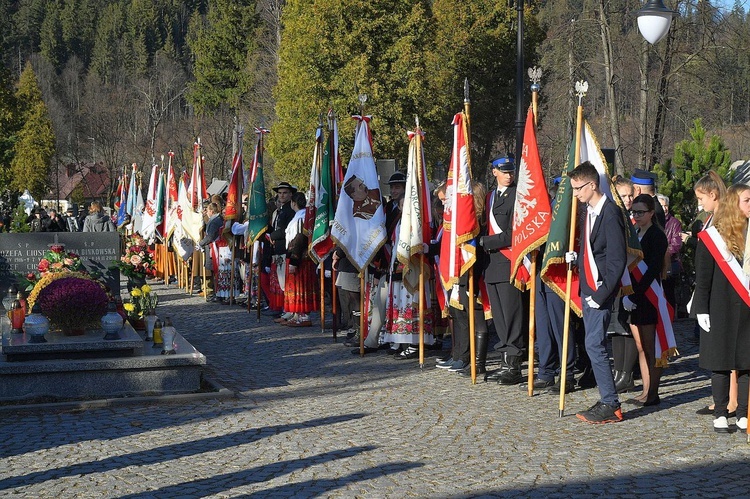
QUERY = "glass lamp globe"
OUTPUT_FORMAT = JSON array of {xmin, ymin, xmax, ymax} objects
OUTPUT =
[{"xmin": 637, "ymin": 0, "xmax": 676, "ymax": 44}]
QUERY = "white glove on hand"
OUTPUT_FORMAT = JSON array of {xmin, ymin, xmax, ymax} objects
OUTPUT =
[
  {"xmin": 585, "ymin": 296, "xmax": 600, "ymax": 309},
  {"xmin": 697, "ymin": 313, "xmax": 711, "ymax": 332},
  {"xmin": 622, "ymin": 295, "xmax": 637, "ymax": 312},
  {"xmin": 264, "ymin": 266, "xmax": 271, "ymax": 273},
  {"xmin": 565, "ymin": 251, "xmax": 578, "ymax": 264},
  {"xmin": 324, "ymin": 270, "xmax": 332, "ymax": 278}
]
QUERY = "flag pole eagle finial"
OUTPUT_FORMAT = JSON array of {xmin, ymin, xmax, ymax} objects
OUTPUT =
[{"xmin": 574, "ymin": 80, "xmax": 588, "ymax": 106}]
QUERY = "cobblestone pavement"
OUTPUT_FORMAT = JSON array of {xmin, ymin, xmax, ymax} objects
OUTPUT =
[{"xmin": 1, "ymin": 281, "xmax": 749, "ymax": 498}]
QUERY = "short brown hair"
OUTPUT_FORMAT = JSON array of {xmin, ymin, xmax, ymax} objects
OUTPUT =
[{"xmin": 567, "ymin": 161, "xmax": 599, "ymax": 184}]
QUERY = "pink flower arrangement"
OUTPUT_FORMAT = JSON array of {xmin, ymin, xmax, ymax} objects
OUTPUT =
[
  {"xmin": 38, "ymin": 244, "xmax": 82, "ymax": 275},
  {"xmin": 17, "ymin": 244, "xmax": 83, "ymax": 292},
  {"xmin": 110, "ymin": 234, "xmax": 156, "ymax": 278}
]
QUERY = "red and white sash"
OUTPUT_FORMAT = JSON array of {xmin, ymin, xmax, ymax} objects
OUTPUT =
[
  {"xmin": 583, "ymin": 212, "xmax": 598, "ymax": 290},
  {"xmin": 698, "ymin": 226, "xmax": 750, "ymax": 308},
  {"xmin": 631, "ymin": 261, "xmax": 677, "ymax": 366},
  {"xmin": 486, "ymin": 190, "xmax": 530, "ymax": 283}
]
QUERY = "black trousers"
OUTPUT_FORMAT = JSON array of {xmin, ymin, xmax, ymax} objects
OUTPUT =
[
  {"xmin": 450, "ymin": 285, "xmax": 488, "ymax": 363},
  {"xmin": 337, "ymin": 288, "xmax": 360, "ymax": 331},
  {"xmin": 486, "ymin": 280, "xmax": 523, "ymax": 357},
  {"xmin": 712, "ymin": 370, "xmax": 750, "ymax": 419}
]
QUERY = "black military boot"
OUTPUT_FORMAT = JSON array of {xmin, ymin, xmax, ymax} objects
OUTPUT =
[
  {"xmin": 459, "ymin": 328, "xmax": 488, "ymax": 377},
  {"xmin": 615, "ymin": 371, "xmax": 635, "ymax": 393},
  {"xmin": 484, "ymin": 351, "xmax": 507, "ymax": 382},
  {"xmin": 497, "ymin": 354, "xmax": 523, "ymax": 385}
]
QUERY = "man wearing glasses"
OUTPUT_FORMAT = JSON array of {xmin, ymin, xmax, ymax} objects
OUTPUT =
[{"xmin": 566, "ymin": 161, "xmax": 627, "ymax": 424}]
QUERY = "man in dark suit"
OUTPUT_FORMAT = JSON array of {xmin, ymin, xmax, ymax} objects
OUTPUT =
[
  {"xmin": 481, "ymin": 156, "xmax": 524, "ymax": 385},
  {"xmin": 567, "ymin": 161, "xmax": 627, "ymax": 424},
  {"xmin": 199, "ymin": 202, "xmax": 224, "ymax": 302}
]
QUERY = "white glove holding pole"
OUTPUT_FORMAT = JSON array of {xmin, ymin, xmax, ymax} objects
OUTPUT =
[
  {"xmin": 622, "ymin": 295, "xmax": 637, "ymax": 312},
  {"xmin": 565, "ymin": 251, "xmax": 578, "ymax": 264},
  {"xmin": 697, "ymin": 313, "xmax": 711, "ymax": 332}
]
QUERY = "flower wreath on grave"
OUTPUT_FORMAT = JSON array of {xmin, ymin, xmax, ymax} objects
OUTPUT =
[
  {"xmin": 27, "ymin": 272, "xmax": 109, "ymax": 332},
  {"xmin": 17, "ymin": 243, "xmax": 84, "ymax": 292}
]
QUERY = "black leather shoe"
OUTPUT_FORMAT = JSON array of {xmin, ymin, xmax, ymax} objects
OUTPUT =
[
  {"xmin": 484, "ymin": 369, "xmax": 503, "ymax": 382},
  {"xmin": 458, "ymin": 365, "xmax": 487, "ymax": 377},
  {"xmin": 519, "ymin": 378, "xmax": 555, "ymax": 391},
  {"xmin": 351, "ymin": 346, "xmax": 379, "ymax": 355},
  {"xmin": 395, "ymin": 346, "xmax": 419, "ymax": 360},
  {"xmin": 643, "ymin": 396, "xmax": 661, "ymax": 407},
  {"xmin": 497, "ymin": 355, "xmax": 523, "ymax": 385}
]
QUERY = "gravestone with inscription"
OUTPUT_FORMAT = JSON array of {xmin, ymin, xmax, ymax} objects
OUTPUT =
[{"xmin": 0, "ymin": 233, "xmax": 121, "ymax": 294}]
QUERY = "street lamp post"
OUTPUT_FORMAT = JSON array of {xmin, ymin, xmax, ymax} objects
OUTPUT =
[{"xmin": 515, "ymin": 0, "xmax": 525, "ymax": 162}]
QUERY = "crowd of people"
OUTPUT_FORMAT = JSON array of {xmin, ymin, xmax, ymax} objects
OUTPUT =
[
  {"xmin": 6, "ymin": 155, "xmax": 747, "ymax": 431},
  {"xmin": 251, "ymin": 158, "xmax": 748, "ymax": 430}
]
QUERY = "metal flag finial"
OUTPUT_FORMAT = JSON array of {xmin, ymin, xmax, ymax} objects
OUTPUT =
[
  {"xmin": 464, "ymin": 78, "xmax": 470, "ymax": 104},
  {"xmin": 415, "ymin": 115, "xmax": 420, "ymax": 128},
  {"xmin": 528, "ymin": 67, "xmax": 542, "ymax": 92},
  {"xmin": 574, "ymin": 80, "xmax": 589, "ymax": 105}
]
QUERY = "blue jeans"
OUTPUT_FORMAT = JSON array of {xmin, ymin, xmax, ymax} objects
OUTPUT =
[{"xmin": 582, "ymin": 295, "xmax": 619, "ymax": 407}]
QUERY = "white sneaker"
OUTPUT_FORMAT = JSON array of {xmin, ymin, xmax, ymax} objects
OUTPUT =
[
  {"xmin": 714, "ymin": 416, "xmax": 730, "ymax": 433},
  {"xmin": 737, "ymin": 417, "xmax": 748, "ymax": 431}
]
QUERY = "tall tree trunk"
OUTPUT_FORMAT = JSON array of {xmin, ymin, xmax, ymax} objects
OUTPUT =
[
  {"xmin": 649, "ymin": 25, "xmax": 675, "ymax": 170},
  {"xmin": 598, "ymin": 0, "xmax": 623, "ymax": 175}
]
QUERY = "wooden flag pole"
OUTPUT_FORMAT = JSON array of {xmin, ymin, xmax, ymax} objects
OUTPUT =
[
  {"xmin": 559, "ymin": 81, "xmax": 587, "ymax": 418},
  {"xmin": 189, "ymin": 250, "xmax": 198, "ymax": 296},
  {"xmin": 463, "ymin": 79, "xmax": 477, "ymax": 385},
  {"xmin": 202, "ymin": 250, "xmax": 208, "ymax": 298},
  {"xmin": 320, "ymin": 263, "xmax": 326, "ymax": 335},
  {"xmin": 331, "ymin": 267, "xmax": 338, "ymax": 342},
  {"xmin": 359, "ymin": 271, "xmax": 366, "ymax": 356},
  {"xmin": 527, "ymin": 252, "xmax": 538, "ymax": 397},
  {"xmin": 419, "ymin": 255, "xmax": 425, "ymax": 368},
  {"xmin": 527, "ymin": 68, "xmax": 542, "ymax": 397},
  {"xmin": 229, "ymin": 242, "xmax": 237, "ymax": 305},
  {"xmin": 256, "ymin": 264, "xmax": 261, "ymax": 321}
]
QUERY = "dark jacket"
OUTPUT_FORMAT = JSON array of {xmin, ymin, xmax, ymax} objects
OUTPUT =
[
  {"xmin": 269, "ymin": 202, "xmax": 295, "ymax": 255},
  {"xmin": 577, "ymin": 196, "xmax": 627, "ymax": 308},
  {"xmin": 482, "ymin": 185, "xmax": 516, "ymax": 284},
  {"xmin": 694, "ymin": 239, "xmax": 750, "ymax": 370},
  {"xmin": 43, "ymin": 216, "xmax": 66, "ymax": 232}
]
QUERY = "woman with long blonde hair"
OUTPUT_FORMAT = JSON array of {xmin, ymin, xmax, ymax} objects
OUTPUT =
[{"xmin": 693, "ymin": 183, "xmax": 750, "ymax": 433}]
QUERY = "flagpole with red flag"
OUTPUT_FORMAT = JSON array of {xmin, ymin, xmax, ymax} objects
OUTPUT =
[
  {"xmin": 510, "ymin": 69, "xmax": 552, "ymax": 396},
  {"xmin": 305, "ymin": 119, "xmax": 325, "ymax": 333},
  {"xmin": 464, "ymin": 80, "xmax": 477, "ymax": 384},
  {"xmin": 225, "ymin": 127, "xmax": 245, "ymax": 305},
  {"xmin": 439, "ymin": 80, "xmax": 480, "ymax": 382}
]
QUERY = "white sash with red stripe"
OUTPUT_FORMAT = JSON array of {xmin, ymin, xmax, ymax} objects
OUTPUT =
[
  {"xmin": 583, "ymin": 213, "xmax": 599, "ymax": 290},
  {"xmin": 486, "ymin": 190, "xmax": 530, "ymax": 283},
  {"xmin": 631, "ymin": 261, "xmax": 677, "ymax": 366},
  {"xmin": 698, "ymin": 226, "xmax": 750, "ymax": 308}
]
